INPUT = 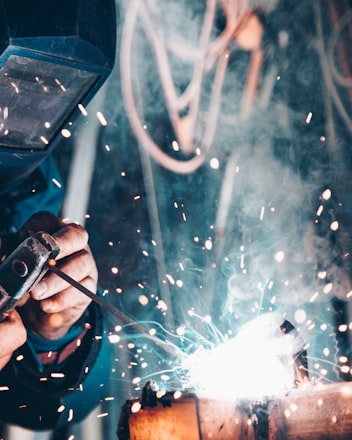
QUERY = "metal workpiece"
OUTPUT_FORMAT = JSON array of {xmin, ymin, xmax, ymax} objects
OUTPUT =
[{"xmin": 118, "ymin": 381, "xmax": 352, "ymax": 440}]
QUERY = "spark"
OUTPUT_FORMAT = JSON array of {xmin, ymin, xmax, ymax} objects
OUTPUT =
[
  {"xmin": 322, "ymin": 189, "xmax": 331, "ymax": 200},
  {"xmin": 210, "ymin": 157, "xmax": 220, "ymax": 169},
  {"xmin": 290, "ymin": 403, "xmax": 298, "ymax": 412},
  {"xmin": 284, "ymin": 409, "xmax": 291, "ymax": 418},
  {"xmin": 172, "ymin": 140, "xmax": 179, "ymax": 151},
  {"xmin": 160, "ymin": 375, "xmax": 170, "ymax": 382},
  {"xmin": 176, "ymin": 326, "xmax": 186, "ymax": 336},
  {"xmin": 54, "ymin": 78, "xmax": 66, "ymax": 92},
  {"xmin": 138, "ymin": 295, "xmax": 149, "ymax": 305},
  {"xmin": 51, "ymin": 372, "xmax": 65, "ymax": 378},
  {"xmin": 174, "ymin": 390, "xmax": 182, "ymax": 399},
  {"xmin": 310, "ymin": 291, "xmax": 319, "ymax": 302},
  {"xmin": 166, "ymin": 274, "xmax": 175, "ymax": 284},
  {"xmin": 204, "ymin": 239, "xmax": 212, "ymax": 250},
  {"xmin": 305, "ymin": 112, "xmax": 313, "ymax": 124},
  {"xmin": 11, "ymin": 82, "xmax": 19, "ymax": 93},
  {"xmin": 338, "ymin": 324, "xmax": 348, "ymax": 332},
  {"xmin": 109, "ymin": 334, "xmax": 120, "ymax": 344},
  {"xmin": 259, "ymin": 206, "xmax": 265, "ymax": 220},
  {"xmin": 78, "ymin": 103, "xmax": 88, "ymax": 116},
  {"xmin": 52, "ymin": 178, "xmax": 62, "ymax": 188},
  {"xmin": 156, "ymin": 389, "xmax": 167, "ymax": 399},
  {"xmin": 61, "ymin": 128, "xmax": 72, "ymax": 138},
  {"xmin": 294, "ymin": 309, "xmax": 306, "ymax": 324},
  {"xmin": 330, "ymin": 220, "xmax": 339, "ymax": 231},
  {"xmin": 131, "ymin": 401, "xmax": 141, "ymax": 413},
  {"xmin": 96, "ymin": 111, "xmax": 108, "ymax": 126},
  {"xmin": 157, "ymin": 300, "xmax": 168, "ymax": 311},
  {"xmin": 316, "ymin": 205, "xmax": 323, "ymax": 216},
  {"xmin": 323, "ymin": 283, "xmax": 332, "ymax": 294},
  {"xmin": 97, "ymin": 413, "xmax": 109, "ymax": 418},
  {"xmin": 240, "ymin": 253, "xmax": 245, "ymax": 269},
  {"xmin": 274, "ymin": 250, "xmax": 285, "ymax": 262}
]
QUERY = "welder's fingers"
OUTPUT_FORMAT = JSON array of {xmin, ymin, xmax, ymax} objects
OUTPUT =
[
  {"xmin": 17, "ymin": 292, "xmax": 90, "ymax": 340},
  {"xmin": 0, "ymin": 310, "xmax": 27, "ymax": 370},
  {"xmin": 39, "ymin": 278, "xmax": 93, "ymax": 315},
  {"xmin": 52, "ymin": 222, "xmax": 90, "ymax": 260},
  {"xmin": 31, "ymin": 247, "xmax": 98, "ymax": 300}
]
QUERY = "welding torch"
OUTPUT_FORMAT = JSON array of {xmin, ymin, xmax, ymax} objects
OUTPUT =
[{"xmin": 0, "ymin": 231, "xmax": 180, "ymax": 359}]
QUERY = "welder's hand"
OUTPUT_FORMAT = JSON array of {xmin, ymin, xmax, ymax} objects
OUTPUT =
[
  {"xmin": 17, "ymin": 211, "xmax": 98, "ymax": 340},
  {"xmin": 0, "ymin": 309, "xmax": 26, "ymax": 371}
]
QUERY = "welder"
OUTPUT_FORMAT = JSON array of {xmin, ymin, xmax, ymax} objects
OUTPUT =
[{"xmin": 0, "ymin": 0, "xmax": 116, "ymax": 434}]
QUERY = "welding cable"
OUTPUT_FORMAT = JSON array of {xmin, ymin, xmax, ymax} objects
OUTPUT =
[{"xmin": 48, "ymin": 261, "xmax": 181, "ymax": 359}]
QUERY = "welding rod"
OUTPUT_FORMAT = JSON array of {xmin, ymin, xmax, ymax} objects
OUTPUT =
[{"xmin": 48, "ymin": 262, "xmax": 181, "ymax": 359}]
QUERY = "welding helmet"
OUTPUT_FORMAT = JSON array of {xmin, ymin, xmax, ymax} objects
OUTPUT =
[{"xmin": 0, "ymin": 0, "xmax": 116, "ymax": 195}]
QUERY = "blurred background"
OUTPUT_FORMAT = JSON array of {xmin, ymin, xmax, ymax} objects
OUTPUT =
[{"xmin": 5, "ymin": 0, "xmax": 352, "ymax": 438}]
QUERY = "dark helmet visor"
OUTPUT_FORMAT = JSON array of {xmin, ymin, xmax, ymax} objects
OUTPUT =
[
  {"xmin": 0, "ymin": 0, "xmax": 116, "ymax": 194},
  {"xmin": 0, "ymin": 55, "xmax": 99, "ymax": 151}
]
